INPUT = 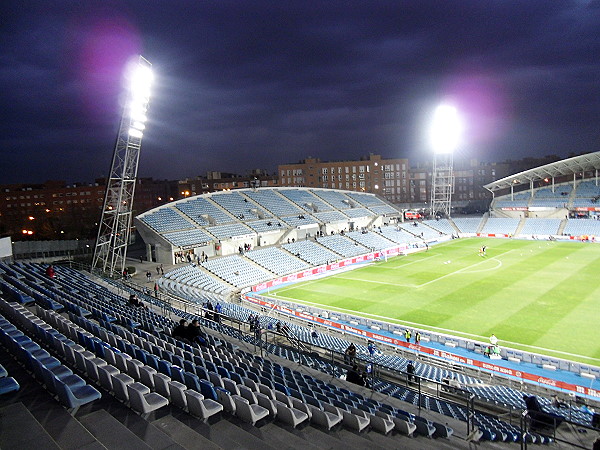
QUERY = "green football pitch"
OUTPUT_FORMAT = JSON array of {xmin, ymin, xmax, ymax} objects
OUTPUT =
[{"xmin": 266, "ymin": 238, "xmax": 600, "ymax": 366}]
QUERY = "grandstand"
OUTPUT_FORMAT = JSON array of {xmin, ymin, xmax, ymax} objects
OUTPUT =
[
  {"xmin": 1, "ymin": 259, "xmax": 597, "ymax": 448},
  {"xmin": 136, "ymin": 188, "xmax": 404, "ymax": 299}
]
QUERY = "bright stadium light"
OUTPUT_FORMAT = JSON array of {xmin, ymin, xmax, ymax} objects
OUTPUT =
[
  {"xmin": 429, "ymin": 104, "xmax": 462, "ymax": 154},
  {"xmin": 128, "ymin": 127, "xmax": 143, "ymax": 138},
  {"xmin": 129, "ymin": 64, "xmax": 153, "ymax": 102},
  {"xmin": 126, "ymin": 60, "xmax": 153, "ymax": 129},
  {"xmin": 130, "ymin": 110, "xmax": 147, "ymax": 124}
]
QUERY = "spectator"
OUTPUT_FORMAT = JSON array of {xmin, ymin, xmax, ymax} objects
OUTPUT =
[
  {"xmin": 346, "ymin": 364, "xmax": 364, "ymax": 386},
  {"xmin": 128, "ymin": 293, "xmax": 145, "ymax": 308},
  {"xmin": 345, "ymin": 343, "xmax": 356, "ymax": 364},
  {"xmin": 254, "ymin": 322, "xmax": 262, "ymax": 340},
  {"xmin": 45, "ymin": 265, "xmax": 56, "ymax": 279},
  {"xmin": 551, "ymin": 395, "xmax": 568, "ymax": 409},
  {"xmin": 186, "ymin": 319, "xmax": 206, "ymax": 346},
  {"xmin": 172, "ymin": 319, "xmax": 188, "ymax": 341},
  {"xmin": 406, "ymin": 361, "xmax": 415, "ymax": 382},
  {"xmin": 367, "ymin": 341, "xmax": 376, "ymax": 357},
  {"xmin": 215, "ymin": 303, "xmax": 222, "ymax": 323},
  {"xmin": 205, "ymin": 301, "xmax": 214, "ymax": 321}
]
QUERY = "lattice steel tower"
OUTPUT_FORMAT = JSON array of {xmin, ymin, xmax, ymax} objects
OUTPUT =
[
  {"xmin": 430, "ymin": 152, "xmax": 454, "ymax": 218},
  {"xmin": 92, "ymin": 56, "xmax": 153, "ymax": 277}
]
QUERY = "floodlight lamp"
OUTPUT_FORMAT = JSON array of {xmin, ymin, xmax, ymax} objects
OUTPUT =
[
  {"xmin": 132, "ymin": 121, "xmax": 145, "ymax": 131},
  {"xmin": 130, "ymin": 107, "xmax": 147, "ymax": 123},
  {"xmin": 129, "ymin": 64, "xmax": 153, "ymax": 97},
  {"xmin": 430, "ymin": 104, "xmax": 462, "ymax": 154},
  {"xmin": 130, "ymin": 85, "xmax": 151, "ymax": 104},
  {"xmin": 129, "ymin": 127, "xmax": 143, "ymax": 138}
]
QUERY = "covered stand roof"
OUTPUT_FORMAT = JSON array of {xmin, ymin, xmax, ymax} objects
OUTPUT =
[{"xmin": 483, "ymin": 151, "xmax": 600, "ymax": 193}]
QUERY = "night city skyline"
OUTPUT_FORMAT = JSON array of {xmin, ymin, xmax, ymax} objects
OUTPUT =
[{"xmin": 2, "ymin": 1, "xmax": 599, "ymax": 185}]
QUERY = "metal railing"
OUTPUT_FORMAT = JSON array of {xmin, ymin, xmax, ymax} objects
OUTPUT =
[{"xmin": 519, "ymin": 408, "xmax": 599, "ymax": 449}]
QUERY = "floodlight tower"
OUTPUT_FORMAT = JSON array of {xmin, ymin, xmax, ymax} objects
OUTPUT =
[
  {"xmin": 92, "ymin": 56, "xmax": 153, "ymax": 277},
  {"xmin": 429, "ymin": 104, "xmax": 461, "ymax": 218}
]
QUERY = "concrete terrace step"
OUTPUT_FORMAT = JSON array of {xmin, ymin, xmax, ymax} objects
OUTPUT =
[
  {"xmin": 0, "ymin": 402, "xmax": 61, "ymax": 450},
  {"xmin": 79, "ymin": 409, "xmax": 185, "ymax": 450},
  {"xmin": 283, "ymin": 424, "xmax": 391, "ymax": 450},
  {"xmin": 0, "ymin": 348, "xmax": 104, "ymax": 450},
  {"xmin": 167, "ymin": 413, "xmax": 280, "ymax": 450},
  {"xmin": 151, "ymin": 415, "xmax": 223, "ymax": 450},
  {"xmin": 78, "ymin": 410, "xmax": 151, "ymax": 450},
  {"xmin": 236, "ymin": 421, "xmax": 323, "ymax": 450}
]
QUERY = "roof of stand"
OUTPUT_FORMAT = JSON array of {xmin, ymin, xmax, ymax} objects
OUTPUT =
[{"xmin": 483, "ymin": 151, "xmax": 600, "ymax": 192}]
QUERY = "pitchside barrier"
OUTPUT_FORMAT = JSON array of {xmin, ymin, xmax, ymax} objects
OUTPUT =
[
  {"xmin": 472, "ymin": 232, "xmax": 599, "ymax": 242},
  {"xmin": 246, "ymin": 244, "xmax": 600, "ymax": 402}
]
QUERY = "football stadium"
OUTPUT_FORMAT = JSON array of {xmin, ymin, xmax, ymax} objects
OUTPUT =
[{"xmin": 3, "ymin": 153, "xmax": 600, "ymax": 449}]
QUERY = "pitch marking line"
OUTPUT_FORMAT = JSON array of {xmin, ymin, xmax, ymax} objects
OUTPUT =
[
  {"xmin": 332, "ymin": 251, "xmax": 510, "ymax": 288},
  {"xmin": 262, "ymin": 292, "xmax": 600, "ymax": 363},
  {"xmin": 415, "ymin": 249, "xmax": 515, "ymax": 288},
  {"xmin": 333, "ymin": 275, "xmax": 417, "ymax": 288},
  {"xmin": 460, "ymin": 258, "xmax": 503, "ymax": 274},
  {"xmin": 388, "ymin": 253, "xmax": 440, "ymax": 270}
]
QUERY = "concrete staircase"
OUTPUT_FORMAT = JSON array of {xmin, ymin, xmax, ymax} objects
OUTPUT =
[
  {"xmin": 513, "ymin": 217, "xmax": 527, "ymax": 236},
  {"xmin": 557, "ymin": 218, "xmax": 568, "ymax": 235},
  {"xmin": 476, "ymin": 212, "xmax": 489, "ymax": 233}
]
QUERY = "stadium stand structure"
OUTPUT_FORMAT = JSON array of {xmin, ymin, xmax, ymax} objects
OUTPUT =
[
  {"xmin": 136, "ymin": 188, "xmax": 402, "ymax": 268},
  {"xmin": 451, "ymin": 217, "xmax": 483, "ymax": 234},
  {"xmin": 0, "ymin": 262, "xmax": 490, "ymax": 449},
  {"xmin": 563, "ymin": 218, "xmax": 600, "ymax": 236},
  {"xmin": 315, "ymin": 235, "xmax": 370, "ymax": 258},
  {"xmin": 517, "ymin": 219, "xmax": 562, "ymax": 237},
  {"xmin": 485, "ymin": 153, "xmax": 600, "ymax": 226},
  {"xmin": 480, "ymin": 218, "xmax": 520, "ymax": 235},
  {"xmin": 2, "ymin": 261, "xmax": 598, "ymax": 448}
]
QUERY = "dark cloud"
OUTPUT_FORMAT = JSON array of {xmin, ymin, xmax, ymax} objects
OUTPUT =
[{"xmin": 1, "ymin": 0, "xmax": 599, "ymax": 184}]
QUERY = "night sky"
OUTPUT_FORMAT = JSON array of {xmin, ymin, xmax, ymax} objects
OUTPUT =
[{"xmin": 2, "ymin": 1, "xmax": 599, "ymax": 184}]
